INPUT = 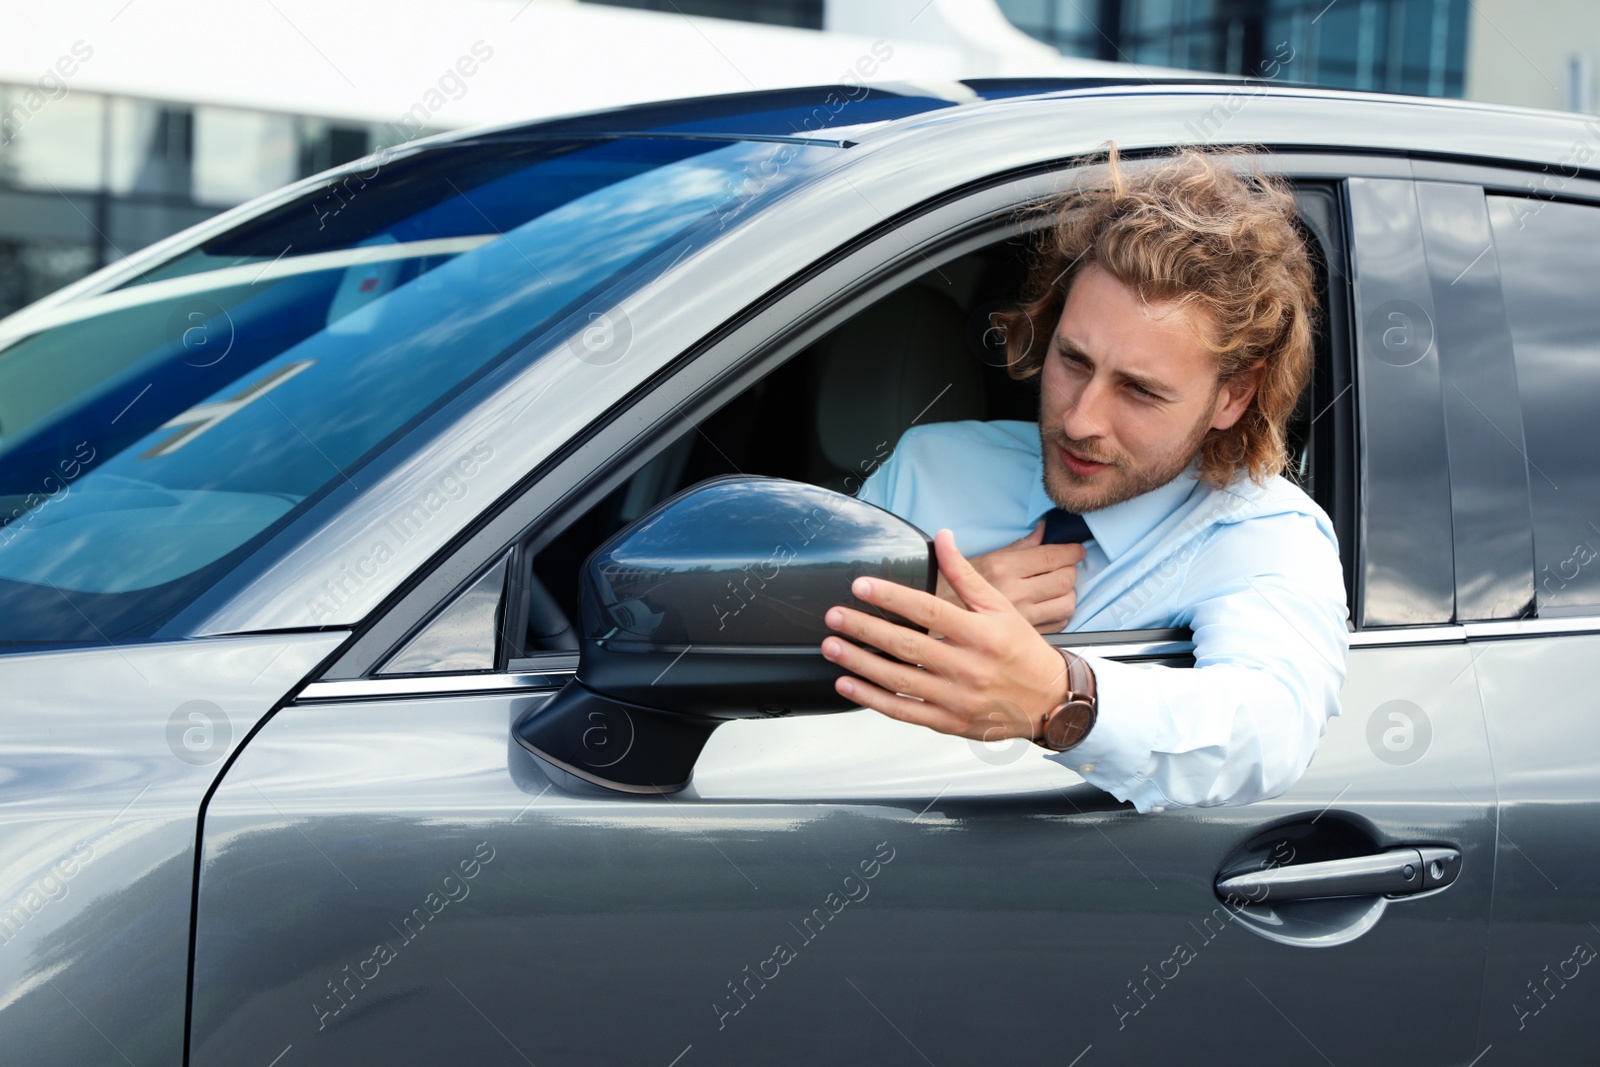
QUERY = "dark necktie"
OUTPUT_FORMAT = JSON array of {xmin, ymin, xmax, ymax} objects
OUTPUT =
[{"xmin": 1040, "ymin": 507, "xmax": 1092, "ymax": 545}]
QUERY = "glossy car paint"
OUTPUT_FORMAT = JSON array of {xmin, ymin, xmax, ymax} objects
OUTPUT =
[
  {"xmin": 1471, "ymin": 631, "xmax": 1600, "ymax": 1055},
  {"xmin": 189, "ymin": 635, "xmax": 1495, "ymax": 1066},
  {"xmin": 0, "ymin": 634, "xmax": 344, "ymax": 1066}
]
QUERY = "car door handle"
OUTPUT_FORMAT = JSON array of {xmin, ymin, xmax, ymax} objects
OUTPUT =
[{"xmin": 1215, "ymin": 846, "xmax": 1461, "ymax": 903}]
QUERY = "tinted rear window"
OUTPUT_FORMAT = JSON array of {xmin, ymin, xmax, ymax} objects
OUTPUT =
[{"xmin": 1487, "ymin": 193, "xmax": 1600, "ymax": 615}]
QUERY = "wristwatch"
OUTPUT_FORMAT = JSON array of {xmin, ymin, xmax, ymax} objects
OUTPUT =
[{"xmin": 1035, "ymin": 647, "xmax": 1098, "ymax": 752}]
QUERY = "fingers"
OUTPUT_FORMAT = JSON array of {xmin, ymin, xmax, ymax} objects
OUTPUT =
[
  {"xmin": 932, "ymin": 529, "xmax": 1012, "ymax": 617},
  {"xmin": 1017, "ymin": 563, "xmax": 1080, "ymax": 603},
  {"xmin": 1024, "ymin": 590, "xmax": 1077, "ymax": 632},
  {"xmin": 834, "ymin": 673, "xmax": 970, "ymax": 736},
  {"xmin": 820, "ymin": 627, "xmax": 959, "ymax": 710},
  {"xmin": 933, "ymin": 571, "xmax": 969, "ymax": 611},
  {"xmin": 822, "ymin": 604, "xmax": 968, "ymax": 695},
  {"xmin": 1009, "ymin": 518, "xmax": 1046, "ymax": 548},
  {"xmin": 976, "ymin": 541, "xmax": 1084, "ymax": 592},
  {"xmin": 822, "ymin": 550, "xmax": 1081, "ymax": 746},
  {"xmin": 981, "ymin": 550, "xmax": 1079, "ymax": 621},
  {"xmin": 1013, "ymin": 541, "xmax": 1086, "ymax": 575},
  {"xmin": 847, "ymin": 559, "xmax": 986, "ymax": 646}
]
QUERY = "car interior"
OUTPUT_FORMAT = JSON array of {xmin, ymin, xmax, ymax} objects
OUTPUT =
[{"xmin": 515, "ymin": 189, "xmax": 1343, "ymax": 657}]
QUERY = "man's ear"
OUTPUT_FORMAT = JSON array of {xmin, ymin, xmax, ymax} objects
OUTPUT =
[{"xmin": 1209, "ymin": 360, "xmax": 1266, "ymax": 431}]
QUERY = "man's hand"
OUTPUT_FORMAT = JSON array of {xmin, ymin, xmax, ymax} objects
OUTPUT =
[
  {"xmin": 934, "ymin": 519, "xmax": 1085, "ymax": 634},
  {"xmin": 821, "ymin": 528, "xmax": 1074, "ymax": 744}
]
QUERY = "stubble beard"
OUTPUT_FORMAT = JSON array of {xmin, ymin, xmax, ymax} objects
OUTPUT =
[{"xmin": 1039, "ymin": 403, "xmax": 1214, "ymax": 513}]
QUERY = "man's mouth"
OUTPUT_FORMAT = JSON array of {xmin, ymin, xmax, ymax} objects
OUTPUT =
[{"xmin": 1058, "ymin": 443, "xmax": 1111, "ymax": 476}]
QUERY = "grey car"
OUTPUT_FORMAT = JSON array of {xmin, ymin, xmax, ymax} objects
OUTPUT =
[{"xmin": 2, "ymin": 78, "xmax": 1597, "ymax": 1066}]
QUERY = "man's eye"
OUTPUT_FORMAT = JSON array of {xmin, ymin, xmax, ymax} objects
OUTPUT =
[{"xmin": 1131, "ymin": 383, "xmax": 1156, "ymax": 398}]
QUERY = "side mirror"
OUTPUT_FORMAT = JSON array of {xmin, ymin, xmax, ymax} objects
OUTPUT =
[{"xmin": 514, "ymin": 475, "xmax": 932, "ymax": 793}]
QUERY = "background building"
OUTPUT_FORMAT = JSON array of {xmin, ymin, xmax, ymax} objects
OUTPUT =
[
  {"xmin": 0, "ymin": 0, "xmax": 1188, "ymax": 318},
  {"xmin": 0, "ymin": 89, "xmax": 401, "ymax": 316},
  {"xmin": 587, "ymin": 0, "xmax": 824, "ymax": 26},
  {"xmin": 997, "ymin": 0, "xmax": 1473, "ymax": 95},
  {"xmin": 997, "ymin": 0, "xmax": 1600, "ymax": 112},
  {"xmin": 0, "ymin": 0, "xmax": 1594, "ymax": 319}
]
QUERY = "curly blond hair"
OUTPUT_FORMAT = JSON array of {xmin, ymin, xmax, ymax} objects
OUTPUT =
[{"xmin": 994, "ymin": 141, "xmax": 1319, "ymax": 489}]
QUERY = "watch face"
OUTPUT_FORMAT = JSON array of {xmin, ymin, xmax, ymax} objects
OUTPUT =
[{"xmin": 1044, "ymin": 700, "xmax": 1095, "ymax": 751}]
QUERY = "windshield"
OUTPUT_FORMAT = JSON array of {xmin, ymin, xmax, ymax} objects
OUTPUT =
[{"xmin": 0, "ymin": 135, "xmax": 834, "ymax": 645}]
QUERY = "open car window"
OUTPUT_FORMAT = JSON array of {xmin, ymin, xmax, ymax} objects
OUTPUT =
[{"xmin": 511, "ymin": 199, "xmax": 1342, "ymax": 661}]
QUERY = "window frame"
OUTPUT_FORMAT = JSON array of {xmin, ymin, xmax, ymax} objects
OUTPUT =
[
  {"xmin": 316, "ymin": 151, "xmax": 1366, "ymax": 684},
  {"xmin": 1414, "ymin": 176, "xmax": 1535, "ymax": 622}
]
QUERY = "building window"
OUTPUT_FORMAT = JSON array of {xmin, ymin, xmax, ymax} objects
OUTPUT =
[
  {"xmin": 300, "ymin": 120, "xmax": 373, "ymax": 178},
  {"xmin": 0, "ymin": 87, "xmax": 105, "ymax": 191},
  {"xmin": 109, "ymin": 98, "xmax": 194, "ymax": 199},
  {"xmin": 581, "ymin": 0, "xmax": 824, "ymax": 30},
  {"xmin": 995, "ymin": 0, "xmax": 1104, "ymax": 57},
  {"xmin": 195, "ymin": 107, "xmax": 298, "ymax": 206},
  {"xmin": 997, "ymin": 0, "xmax": 1469, "ymax": 96},
  {"xmin": 0, "ymin": 238, "xmax": 96, "ymax": 316},
  {"xmin": 0, "ymin": 88, "xmax": 397, "ymax": 319}
]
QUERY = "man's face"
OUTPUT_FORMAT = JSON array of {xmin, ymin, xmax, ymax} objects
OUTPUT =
[{"xmin": 1037, "ymin": 263, "xmax": 1260, "ymax": 513}]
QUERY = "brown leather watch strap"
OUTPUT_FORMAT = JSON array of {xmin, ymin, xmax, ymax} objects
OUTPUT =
[
  {"xmin": 1035, "ymin": 647, "xmax": 1098, "ymax": 752},
  {"xmin": 1064, "ymin": 647, "xmax": 1096, "ymax": 704}
]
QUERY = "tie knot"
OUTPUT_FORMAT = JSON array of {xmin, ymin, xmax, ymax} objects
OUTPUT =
[{"xmin": 1040, "ymin": 507, "xmax": 1091, "ymax": 545}]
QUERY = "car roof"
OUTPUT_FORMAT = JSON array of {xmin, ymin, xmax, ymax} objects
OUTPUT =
[
  {"xmin": 412, "ymin": 78, "xmax": 1272, "ymax": 146},
  {"xmin": 428, "ymin": 76, "xmax": 1595, "ymax": 152}
]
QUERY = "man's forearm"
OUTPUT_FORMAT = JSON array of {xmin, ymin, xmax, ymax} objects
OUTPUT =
[{"xmin": 1049, "ymin": 654, "xmax": 1338, "ymax": 812}]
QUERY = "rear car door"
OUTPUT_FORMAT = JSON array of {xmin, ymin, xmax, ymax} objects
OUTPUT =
[
  {"xmin": 1414, "ymin": 158, "xmax": 1600, "ymax": 1063},
  {"xmin": 187, "ymin": 158, "xmax": 1498, "ymax": 1066}
]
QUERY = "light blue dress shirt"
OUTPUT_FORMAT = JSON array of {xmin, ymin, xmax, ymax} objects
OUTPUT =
[{"xmin": 854, "ymin": 419, "xmax": 1351, "ymax": 813}]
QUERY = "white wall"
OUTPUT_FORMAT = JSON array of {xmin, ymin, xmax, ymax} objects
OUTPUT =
[{"xmin": 1466, "ymin": 0, "xmax": 1600, "ymax": 113}]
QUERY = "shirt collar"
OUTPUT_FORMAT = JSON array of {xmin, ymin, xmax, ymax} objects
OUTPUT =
[{"xmin": 1028, "ymin": 451, "xmax": 1204, "ymax": 563}]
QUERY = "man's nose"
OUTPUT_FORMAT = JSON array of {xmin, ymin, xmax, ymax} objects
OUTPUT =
[{"xmin": 1060, "ymin": 372, "xmax": 1110, "ymax": 440}]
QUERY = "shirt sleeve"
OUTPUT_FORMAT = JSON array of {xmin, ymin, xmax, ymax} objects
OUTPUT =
[
  {"xmin": 1046, "ymin": 508, "xmax": 1350, "ymax": 812},
  {"xmin": 853, "ymin": 456, "xmax": 896, "ymax": 511}
]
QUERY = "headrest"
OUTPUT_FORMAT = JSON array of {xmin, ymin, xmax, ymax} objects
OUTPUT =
[{"xmin": 814, "ymin": 284, "xmax": 987, "ymax": 476}]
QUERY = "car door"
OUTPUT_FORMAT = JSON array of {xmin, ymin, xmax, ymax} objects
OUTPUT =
[
  {"xmin": 1421, "ymin": 162, "xmax": 1600, "ymax": 1064},
  {"xmin": 186, "ymin": 160, "xmax": 1497, "ymax": 1066}
]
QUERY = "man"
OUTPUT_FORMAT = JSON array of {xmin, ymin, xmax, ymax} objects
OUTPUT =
[{"xmin": 819, "ymin": 143, "xmax": 1350, "ymax": 812}]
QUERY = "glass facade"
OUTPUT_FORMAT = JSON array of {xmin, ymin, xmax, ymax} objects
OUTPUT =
[
  {"xmin": 0, "ymin": 88, "xmax": 418, "ymax": 320},
  {"xmin": 997, "ymin": 0, "xmax": 1106, "ymax": 56},
  {"xmin": 582, "ymin": 0, "xmax": 824, "ymax": 28},
  {"xmin": 998, "ymin": 0, "xmax": 1469, "ymax": 96}
]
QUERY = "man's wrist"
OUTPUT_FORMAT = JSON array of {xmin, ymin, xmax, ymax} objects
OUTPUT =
[
  {"xmin": 1065, "ymin": 648, "xmax": 1097, "ymax": 705},
  {"xmin": 1034, "ymin": 647, "xmax": 1098, "ymax": 751}
]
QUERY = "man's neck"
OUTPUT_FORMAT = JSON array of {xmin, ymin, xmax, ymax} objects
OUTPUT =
[{"xmin": 1028, "ymin": 456, "xmax": 1205, "ymax": 563}]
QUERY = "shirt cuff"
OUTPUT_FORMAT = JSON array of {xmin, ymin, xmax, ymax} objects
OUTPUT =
[{"xmin": 1042, "ymin": 653, "xmax": 1168, "ymax": 813}]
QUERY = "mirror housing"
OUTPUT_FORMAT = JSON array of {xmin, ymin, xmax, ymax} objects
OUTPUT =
[{"xmin": 514, "ymin": 475, "xmax": 932, "ymax": 793}]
